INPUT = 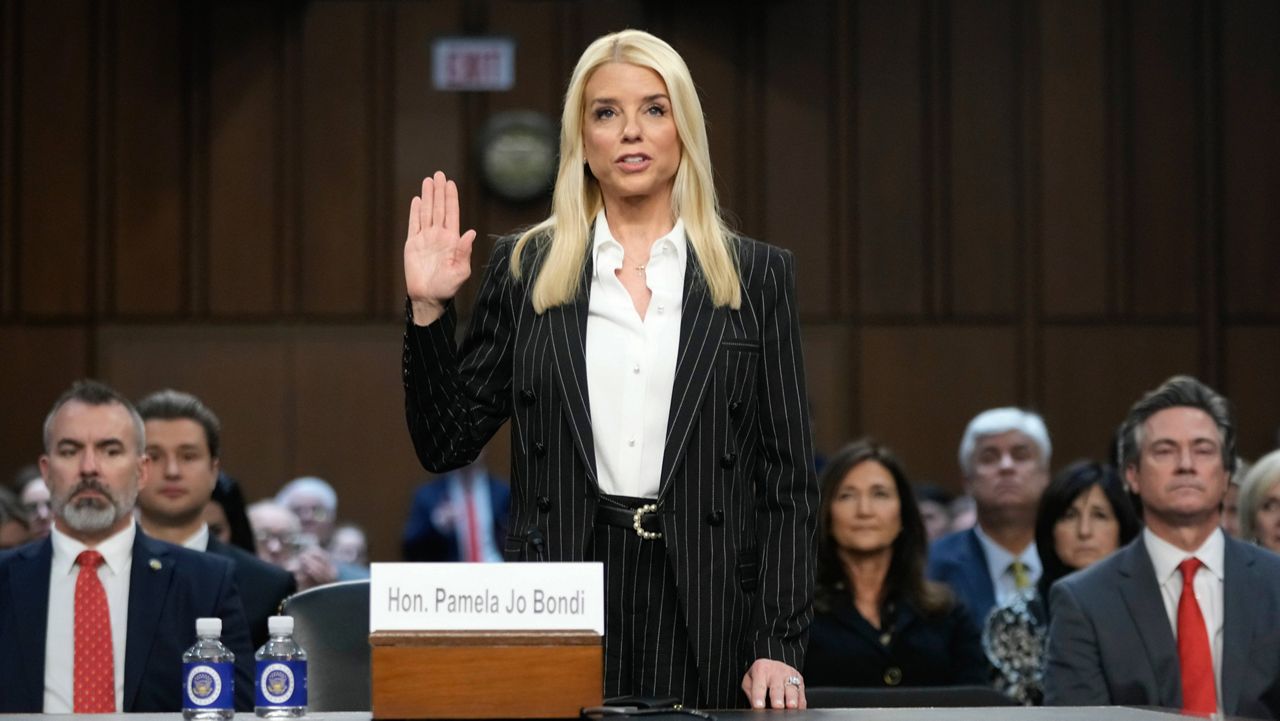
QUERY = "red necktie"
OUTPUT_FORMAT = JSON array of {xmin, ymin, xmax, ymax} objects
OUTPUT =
[
  {"xmin": 74, "ymin": 550, "xmax": 116, "ymax": 713},
  {"xmin": 1177, "ymin": 558, "xmax": 1216, "ymax": 716},
  {"xmin": 465, "ymin": 485, "xmax": 482, "ymax": 562}
]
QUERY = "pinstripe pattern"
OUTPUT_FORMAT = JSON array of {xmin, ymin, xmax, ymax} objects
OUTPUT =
[{"xmin": 403, "ymin": 234, "xmax": 818, "ymax": 708}]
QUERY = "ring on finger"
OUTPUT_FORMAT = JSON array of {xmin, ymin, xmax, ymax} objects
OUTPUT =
[{"xmin": 785, "ymin": 675, "xmax": 803, "ymax": 687}]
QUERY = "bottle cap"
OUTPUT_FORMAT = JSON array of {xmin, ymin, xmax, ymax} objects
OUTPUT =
[
  {"xmin": 196, "ymin": 617, "xmax": 222, "ymax": 637},
  {"xmin": 267, "ymin": 615, "xmax": 294, "ymax": 635}
]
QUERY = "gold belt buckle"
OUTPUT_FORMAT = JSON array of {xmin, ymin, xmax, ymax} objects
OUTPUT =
[{"xmin": 632, "ymin": 503, "xmax": 662, "ymax": 540}]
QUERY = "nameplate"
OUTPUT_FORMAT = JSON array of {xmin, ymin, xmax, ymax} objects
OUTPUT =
[{"xmin": 370, "ymin": 562, "xmax": 603, "ymax": 634}]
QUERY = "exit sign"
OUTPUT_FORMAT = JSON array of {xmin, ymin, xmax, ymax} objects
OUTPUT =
[{"xmin": 432, "ymin": 37, "xmax": 515, "ymax": 91}]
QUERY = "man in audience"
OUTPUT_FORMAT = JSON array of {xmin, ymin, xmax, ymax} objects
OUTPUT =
[
  {"xmin": 0, "ymin": 487, "xmax": 31, "ymax": 550},
  {"xmin": 0, "ymin": 380, "xmax": 252, "ymax": 712},
  {"xmin": 249, "ymin": 499, "xmax": 336, "ymax": 590},
  {"xmin": 15, "ymin": 466, "xmax": 54, "ymax": 540},
  {"xmin": 402, "ymin": 455, "xmax": 509, "ymax": 562},
  {"xmin": 134, "ymin": 389, "xmax": 296, "ymax": 648},
  {"xmin": 1045, "ymin": 375, "xmax": 1280, "ymax": 718},
  {"xmin": 928, "ymin": 407, "xmax": 1051, "ymax": 629},
  {"xmin": 276, "ymin": 476, "xmax": 367, "ymax": 580}
]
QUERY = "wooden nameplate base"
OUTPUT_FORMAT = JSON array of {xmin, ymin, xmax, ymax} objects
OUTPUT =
[{"xmin": 370, "ymin": 630, "xmax": 602, "ymax": 719}]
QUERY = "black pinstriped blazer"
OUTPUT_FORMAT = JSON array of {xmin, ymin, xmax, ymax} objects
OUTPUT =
[{"xmin": 403, "ymin": 232, "xmax": 818, "ymax": 707}]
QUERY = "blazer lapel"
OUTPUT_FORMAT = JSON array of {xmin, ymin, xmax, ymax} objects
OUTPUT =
[
  {"xmin": 547, "ymin": 252, "xmax": 598, "ymax": 486},
  {"xmin": 10, "ymin": 540, "xmax": 53, "ymax": 709},
  {"xmin": 124, "ymin": 532, "xmax": 174, "ymax": 711},
  {"xmin": 658, "ymin": 254, "xmax": 726, "ymax": 498},
  {"xmin": 1220, "ymin": 537, "xmax": 1252, "ymax": 716},
  {"xmin": 1117, "ymin": 538, "xmax": 1181, "ymax": 708}
]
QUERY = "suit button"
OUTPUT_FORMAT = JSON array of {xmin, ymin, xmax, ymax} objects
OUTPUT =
[
  {"xmin": 720, "ymin": 452, "xmax": 737, "ymax": 469},
  {"xmin": 883, "ymin": 666, "xmax": 902, "ymax": 686},
  {"xmin": 728, "ymin": 401, "xmax": 742, "ymax": 417},
  {"xmin": 537, "ymin": 496, "xmax": 551, "ymax": 512},
  {"xmin": 520, "ymin": 388, "xmax": 537, "ymax": 405},
  {"xmin": 705, "ymin": 510, "xmax": 724, "ymax": 526},
  {"xmin": 533, "ymin": 441, "xmax": 547, "ymax": 456}
]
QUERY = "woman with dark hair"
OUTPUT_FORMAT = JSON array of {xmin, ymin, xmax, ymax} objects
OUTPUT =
[
  {"xmin": 1034, "ymin": 460, "xmax": 1140, "ymax": 603},
  {"xmin": 207, "ymin": 471, "xmax": 257, "ymax": 554},
  {"xmin": 803, "ymin": 439, "xmax": 986, "ymax": 688},
  {"xmin": 984, "ymin": 460, "xmax": 1140, "ymax": 703}
]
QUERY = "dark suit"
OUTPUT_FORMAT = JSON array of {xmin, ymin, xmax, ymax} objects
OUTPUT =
[
  {"xmin": 207, "ymin": 535, "xmax": 296, "ymax": 649},
  {"xmin": 803, "ymin": 599, "xmax": 988, "ymax": 688},
  {"xmin": 402, "ymin": 472, "xmax": 511, "ymax": 562},
  {"xmin": 403, "ymin": 234, "xmax": 818, "ymax": 707},
  {"xmin": 0, "ymin": 530, "xmax": 255, "ymax": 712},
  {"xmin": 927, "ymin": 528, "xmax": 996, "ymax": 630},
  {"xmin": 1044, "ymin": 534, "xmax": 1280, "ymax": 718}
]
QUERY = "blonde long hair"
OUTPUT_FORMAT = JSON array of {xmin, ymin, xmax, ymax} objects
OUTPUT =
[{"xmin": 510, "ymin": 29, "xmax": 740, "ymax": 312}]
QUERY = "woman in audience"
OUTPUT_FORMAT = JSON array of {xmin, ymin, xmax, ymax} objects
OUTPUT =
[
  {"xmin": 804, "ymin": 439, "xmax": 986, "ymax": 688},
  {"xmin": 1239, "ymin": 449, "xmax": 1280, "ymax": 552},
  {"xmin": 985, "ymin": 460, "xmax": 1140, "ymax": 703}
]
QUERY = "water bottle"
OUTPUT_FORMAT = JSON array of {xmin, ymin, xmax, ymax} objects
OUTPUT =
[
  {"xmin": 254, "ymin": 615, "xmax": 308, "ymax": 717},
  {"xmin": 182, "ymin": 617, "xmax": 236, "ymax": 720}
]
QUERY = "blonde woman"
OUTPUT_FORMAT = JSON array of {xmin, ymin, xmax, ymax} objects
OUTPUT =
[
  {"xmin": 401, "ymin": 29, "xmax": 816, "ymax": 710},
  {"xmin": 1239, "ymin": 449, "xmax": 1280, "ymax": 551}
]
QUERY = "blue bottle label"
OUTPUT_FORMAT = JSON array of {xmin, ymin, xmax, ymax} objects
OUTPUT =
[
  {"xmin": 183, "ymin": 661, "xmax": 235, "ymax": 710},
  {"xmin": 255, "ymin": 660, "xmax": 307, "ymax": 707}
]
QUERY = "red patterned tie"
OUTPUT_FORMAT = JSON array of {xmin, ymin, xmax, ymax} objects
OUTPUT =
[
  {"xmin": 1177, "ymin": 557, "xmax": 1216, "ymax": 716},
  {"xmin": 74, "ymin": 550, "xmax": 115, "ymax": 713}
]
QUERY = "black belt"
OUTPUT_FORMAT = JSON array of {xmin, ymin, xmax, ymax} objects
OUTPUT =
[{"xmin": 596, "ymin": 499, "xmax": 663, "ymax": 540}]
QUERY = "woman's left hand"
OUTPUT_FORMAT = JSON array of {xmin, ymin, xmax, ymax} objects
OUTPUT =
[{"xmin": 741, "ymin": 658, "xmax": 806, "ymax": 710}]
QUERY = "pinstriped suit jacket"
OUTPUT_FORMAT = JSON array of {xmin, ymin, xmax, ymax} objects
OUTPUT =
[{"xmin": 403, "ymin": 233, "xmax": 818, "ymax": 707}]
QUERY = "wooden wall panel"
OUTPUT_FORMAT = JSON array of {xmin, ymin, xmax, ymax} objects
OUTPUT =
[
  {"xmin": 298, "ymin": 3, "xmax": 373, "ymax": 315},
  {"xmin": 483, "ymin": 1, "xmax": 563, "ymax": 239},
  {"xmin": 762, "ymin": 1, "xmax": 833, "ymax": 316},
  {"xmin": 859, "ymin": 326, "xmax": 1019, "ymax": 490},
  {"xmin": 389, "ymin": 2, "xmax": 467, "ymax": 311},
  {"xmin": 1041, "ymin": 326, "xmax": 1200, "ymax": 468},
  {"xmin": 0, "ymin": 327, "xmax": 92, "ymax": 481},
  {"xmin": 857, "ymin": 0, "xmax": 927, "ymax": 317},
  {"xmin": 1038, "ymin": 0, "xmax": 1108, "ymax": 318},
  {"xmin": 801, "ymin": 325, "xmax": 859, "ymax": 457},
  {"xmin": 293, "ymin": 327, "xmax": 441, "ymax": 562},
  {"xmin": 207, "ymin": 3, "xmax": 283, "ymax": 316},
  {"xmin": 1225, "ymin": 328, "xmax": 1280, "ymax": 459},
  {"xmin": 948, "ymin": 0, "xmax": 1020, "ymax": 317},
  {"xmin": 1126, "ymin": 0, "xmax": 1198, "ymax": 318},
  {"xmin": 1, "ymin": 1, "xmax": 14, "ymax": 317},
  {"xmin": 18, "ymin": 1, "xmax": 93, "ymax": 316},
  {"xmin": 1222, "ymin": 2, "xmax": 1280, "ymax": 318},
  {"xmin": 95, "ymin": 325, "xmax": 294, "ymax": 502},
  {"xmin": 113, "ymin": 0, "xmax": 186, "ymax": 316}
]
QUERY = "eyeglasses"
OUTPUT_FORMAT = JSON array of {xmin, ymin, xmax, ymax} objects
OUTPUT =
[
  {"xmin": 254, "ymin": 530, "xmax": 304, "ymax": 552},
  {"xmin": 22, "ymin": 500, "xmax": 52, "ymax": 516},
  {"xmin": 288, "ymin": 504, "xmax": 332, "ymax": 522}
]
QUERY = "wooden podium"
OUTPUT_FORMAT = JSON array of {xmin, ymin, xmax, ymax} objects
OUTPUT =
[{"xmin": 370, "ymin": 629, "xmax": 602, "ymax": 719}]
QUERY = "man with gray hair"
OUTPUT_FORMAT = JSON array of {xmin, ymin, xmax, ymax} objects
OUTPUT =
[
  {"xmin": 928, "ymin": 407, "xmax": 1052, "ymax": 630},
  {"xmin": 1045, "ymin": 375, "xmax": 1280, "ymax": 718},
  {"xmin": 275, "ymin": 475, "xmax": 368, "ymax": 582},
  {"xmin": 0, "ymin": 380, "xmax": 252, "ymax": 712}
]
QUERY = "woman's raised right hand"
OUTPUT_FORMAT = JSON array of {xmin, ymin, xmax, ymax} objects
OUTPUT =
[{"xmin": 403, "ymin": 171, "xmax": 477, "ymax": 325}]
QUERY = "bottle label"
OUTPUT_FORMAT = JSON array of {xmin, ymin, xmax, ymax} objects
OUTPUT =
[
  {"xmin": 184, "ymin": 661, "xmax": 235, "ymax": 710},
  {"xmin": 255, "ymin": 660, "xmax": 307, "ymax": 707}
]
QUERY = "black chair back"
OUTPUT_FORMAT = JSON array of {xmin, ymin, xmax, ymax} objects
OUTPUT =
[{"xmin": 281, "ymin": 579, "xmax": 371, "ymax": 711}]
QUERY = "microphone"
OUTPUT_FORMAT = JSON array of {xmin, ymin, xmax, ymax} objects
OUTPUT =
[{"xmin": 524, "ymin": 527, "xmax": 546, "ymax": 561}]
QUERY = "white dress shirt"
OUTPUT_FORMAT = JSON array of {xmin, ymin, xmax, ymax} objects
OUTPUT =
[
  {"xmin": 180, "ymin": 523, "xmax": 211, "ymax": 552},
  {"xmin": 1144, "ymin": 526, "xmax": 1225, "ymax": 710},
  {"xmin": 585, "ymin": 210, "xmax": 686, "ymax": 499},
  {"xmin": 973, "ymin": 524, "xmax": 1041, "ymax": 608},
  {"xmin": 44, "ymin": 523, "xmax": 135, "ymax": 713}
]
